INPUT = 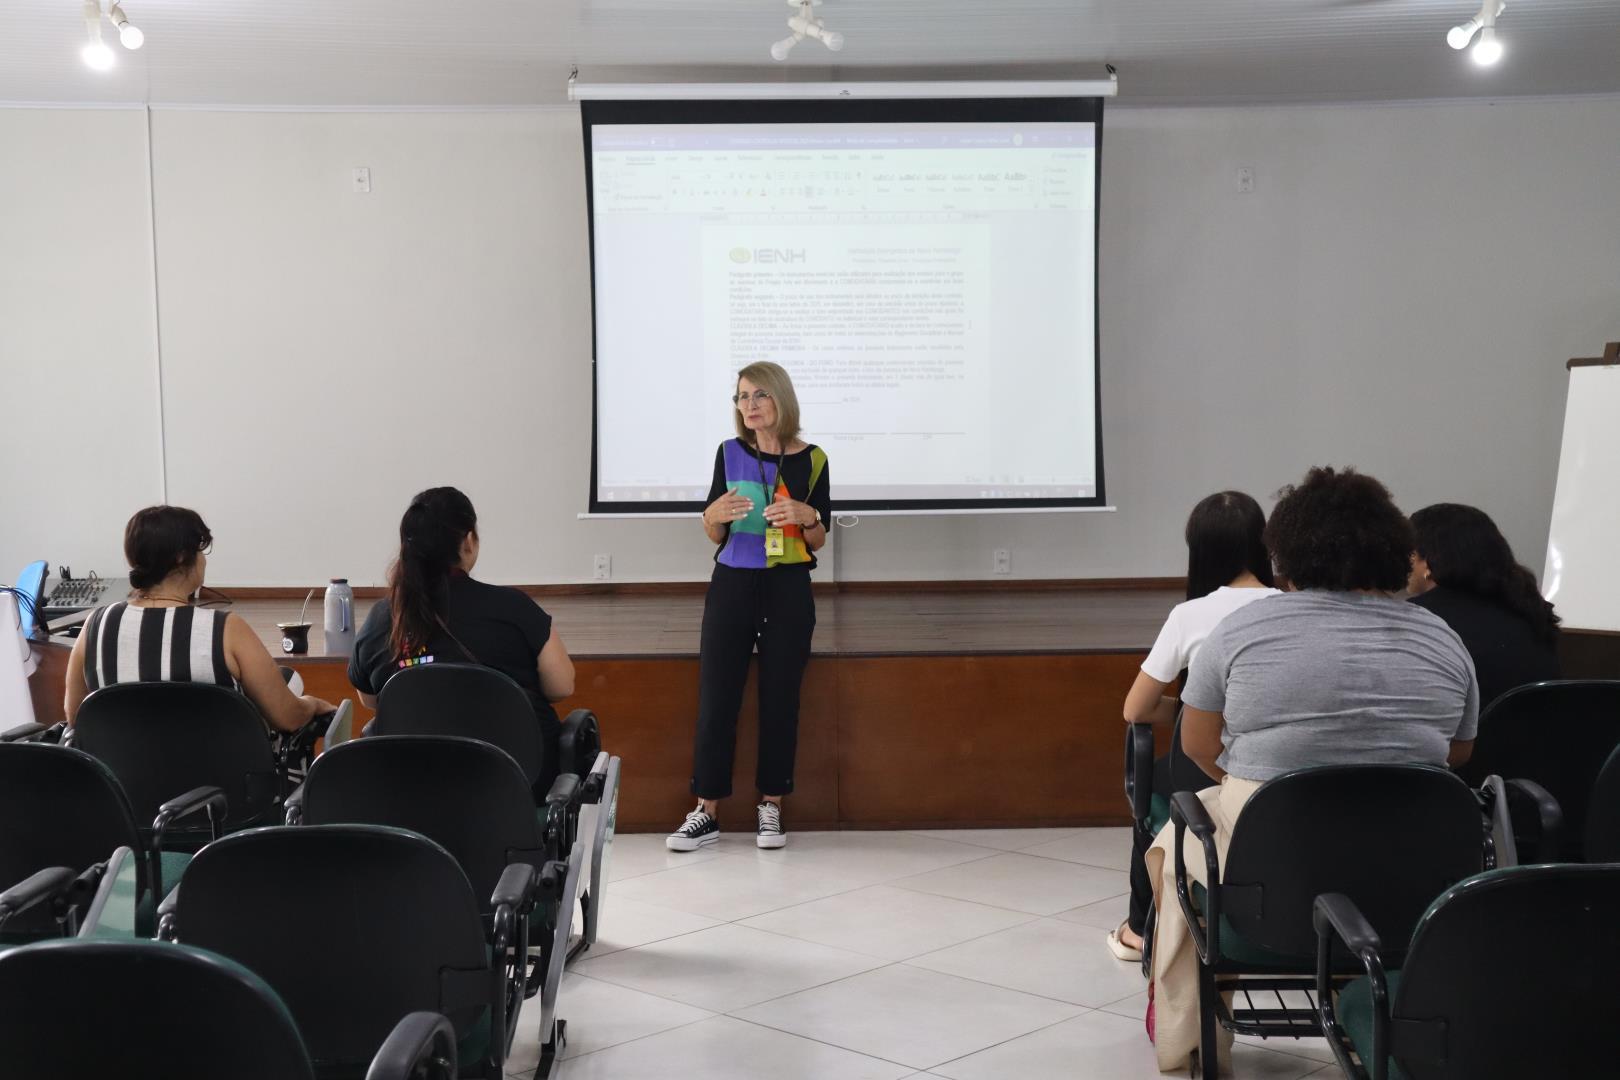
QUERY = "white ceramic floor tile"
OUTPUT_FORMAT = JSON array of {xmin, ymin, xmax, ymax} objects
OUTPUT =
[
  {"xmin": 907, "ymin": 916, "xmax": 1148, "ymax": 1007},
  {"xmin": 741, "ymin": 884, "xmax": 1035, "ymax": 961},
  {"xmin": 1099, "ymin": 988, "xmax": 1149, "ymax": 1020},
  {"xmin": 609, "ymin": 849, "xmax": 861, "ymax": 921},
  {"xmin": 732, "ymin": 963, "xmax": 1082, "ymax": 1070},
  {"xmin": 573, "ymin": 922, "xmax": 885, "ymax": 1014},
  {"xmin": 581, "ymin": 895, "xmax": 721, "ymax": 959},
  {"xmin": 1235, "ymin": 1033, "xmax": 1339, "ymax": 1065},
  {"xmin": 895, "ymin": 851, "xmax": 1130, "ymax": 916},
  {"xmin": 552, "ymin": 1015, "xmax": 913, "ymax": 1080},
  {"xmin": 1020, "ymin": 827, "xmax": 1135, "ymax": 872},
  {"xmin": 1055, "ymin": 894, "xmax": 1135, "ymax": 932},
  {"xmin": 932, "ymin": 1009, "xmax": 1324, "ymax": 1080},
  {"xmin": 908, "ymin": 827, "xmax": 1084, "ymax": 851},
  {"xmin": 505, "ymin": 973, "xmax": 712, "ymax": 1069},
  {"xmin": 722, "ymin": 830, "xmax": 997, "ymax": 887},
  {"xmin": 606, "ymin": 832, "xmax": 727, "ymax": 882}
]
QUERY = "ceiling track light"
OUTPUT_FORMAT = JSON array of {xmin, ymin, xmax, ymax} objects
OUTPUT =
[
  {"xmin": 80, "ymin": 0, "xmax": 143, "ymax": 71},
  {"xmin": 771, "ymin": 0, "xmax": 844, "ymax": 62},
  {"xmin": 1447, "ymin": 1, "xmax": 1505, "ymax": 67}
]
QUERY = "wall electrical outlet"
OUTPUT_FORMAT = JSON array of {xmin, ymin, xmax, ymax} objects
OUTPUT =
[
  {"xmin": 352, "ymin": 167, "xmax": 372, "ymax": 193},
  {"xmin": 593, "ymin": 554, "xmax": 611, "ymax": 581},
  {"xmin": 1236, "ymin": 166, "xmax": 1255, "ymax": 194},
  {"xmin": 992, "ymin": 548, "xmax": 1011, "ymax": 575}
]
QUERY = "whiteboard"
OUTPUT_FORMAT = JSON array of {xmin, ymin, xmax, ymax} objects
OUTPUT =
[{"xmin": 1543, "ymin": 362, "xmax": 1620, "ymax": 632}]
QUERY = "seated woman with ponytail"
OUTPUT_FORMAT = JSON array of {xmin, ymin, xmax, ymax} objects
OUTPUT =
[{"xmin": 348, "ymin": 487, "xmax": 576, "ymax": 754}]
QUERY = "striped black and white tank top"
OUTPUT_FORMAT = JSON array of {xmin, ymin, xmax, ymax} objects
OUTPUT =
[{"xmin": 79, "ymin": 602, "xmax": 238, "ymax": 693}]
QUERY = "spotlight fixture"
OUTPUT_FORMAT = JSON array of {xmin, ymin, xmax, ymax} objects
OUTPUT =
[
  {"xmin": 80, "ymin": 0, "xmax": 144, "ymax": 70},
  {"xmin": 771, "ymin": 0, "xmax": 845, "ymax": 62},
  {"xmin": 1447, "ymin": 1, "xmax": 1506, "ymax": 66}
]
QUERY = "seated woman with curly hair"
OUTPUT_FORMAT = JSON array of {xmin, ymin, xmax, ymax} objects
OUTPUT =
[{"xmin": 1143, "ymin": 467, "xmax": 1479, "ymax": 1075}]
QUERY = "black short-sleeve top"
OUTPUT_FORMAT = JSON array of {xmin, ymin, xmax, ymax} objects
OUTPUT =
[
  {"xmin": 349, "ymin": 573, "xmax": 557, "ymax": 720},
  {"xmin": 708, "ymin": 439, "xmax": 831, "ymax": 570}
]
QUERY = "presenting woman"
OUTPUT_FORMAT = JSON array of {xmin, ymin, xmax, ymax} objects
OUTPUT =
[{"xmin": 667, "ymin": 362, "xmax": 831, "ymax": 852}]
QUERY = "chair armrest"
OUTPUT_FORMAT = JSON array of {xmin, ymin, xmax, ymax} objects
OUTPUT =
[
  {"xmin": 365, "ymin": 1011, "xmax": 457, "ymax": 1080},
  {"xmin": 0, "ymin": 722, "xmax": 48, "ymax": 743},
  {"xmin": 284, "ymin": 783, "xmax": 306, "ymax": 826},
  {"xmin": 1170, "ymin": 790, "xmax": 1222, "ymax": 963},
  {"xmin": 1478, "ymin": 775, "xmax": 1516, "ymax": 868},
  {"xmin": 580, "ymin": 750, "xmax": 611, "ymax": 804},
  {"xmin": 0, "ymin": 866, "xmax": 78, "ymax": 927},
  {"xmin": 1314, "ymin": 892, "xmax": 1392, "ymax": 1080},
  {"xmin": 77, "ymin": 847, "xmax": 135, "ymax": 938},
  {"xmin": 490, "ymin": 863, "xmax": 536, "ymax": 914},
  {"xmin": 1124, "ymin": 722, "xmax": 1156, "ymax": 824},
  {"xmin": 1506, "ymin": 778, "xmax": 1563, "ymax": 862},
  {"xmin": 156, "ymin": 884, "xmax": 181, "ymax": 941},
  {"xmin": 558, "ymin": 708, "xmax": 600, "ymax": 776},
  {"xmin": 546, "ymin": 771, "xmax": 581, "ymax": 810},
  {"xmin": 153, "ymin": 785, "xmax": 229, "ymax": 845}
]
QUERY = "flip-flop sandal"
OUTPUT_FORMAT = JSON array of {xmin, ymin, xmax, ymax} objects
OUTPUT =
[{"xmin": 1106, "ymin": 921, "xmax": 1143, "ymax": 962}]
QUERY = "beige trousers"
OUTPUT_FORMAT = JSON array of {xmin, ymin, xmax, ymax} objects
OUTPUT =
[{"xmin": 1144, "ymin": 775, "xmax": 1264, "ymax": 1076}]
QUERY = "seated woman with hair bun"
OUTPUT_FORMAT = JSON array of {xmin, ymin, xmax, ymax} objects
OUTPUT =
[
  {"xmin": 1142, "ymin": 467, "xmax": 1480, "ymax": 1074},
  {"xmin": 64, "ymin": 505, "xmax": 336, "ymax": 730}
]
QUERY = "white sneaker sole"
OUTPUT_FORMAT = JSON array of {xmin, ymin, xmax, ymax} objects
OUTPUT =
[
  {"xmin": 667, "ymin": 832, "xmax": 720, "ymax": 852},
  {"xmin": 756, "ymin": 833, "xmax": 787, "ymax": 849}
]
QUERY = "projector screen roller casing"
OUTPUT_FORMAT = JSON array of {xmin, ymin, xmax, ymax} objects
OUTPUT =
[{"xmin": 582, "ymin": 97, "xmax": 1104, "ymax": 513}]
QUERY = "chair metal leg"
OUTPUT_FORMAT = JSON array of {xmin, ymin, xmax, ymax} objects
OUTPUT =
[
  {"xmin": 1197, "ymin": 962, "xmax": 1220, "ymax": 1080},
  {"xmin": 528, "ymin": 1018, "xmax": 566, "ymax": 1079}
]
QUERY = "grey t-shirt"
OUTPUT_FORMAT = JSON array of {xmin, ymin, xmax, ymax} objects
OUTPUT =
[{"xmin": 1183, "ymin": 590, "xmax": 1479, "ymax": 782}]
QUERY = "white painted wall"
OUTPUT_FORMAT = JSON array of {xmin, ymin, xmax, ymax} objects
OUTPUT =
[
  {"xmin": 0, "ymin": 108, "xmax": 164, "ymax": 583},
  {"xmin": 2, "ymin": 98, "xmax": 1617, "ymax": 587}
]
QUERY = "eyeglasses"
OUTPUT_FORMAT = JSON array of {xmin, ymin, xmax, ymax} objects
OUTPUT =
[{"xmin": 732, "ymin": 390, "xmax": 773, "ymax": 406}]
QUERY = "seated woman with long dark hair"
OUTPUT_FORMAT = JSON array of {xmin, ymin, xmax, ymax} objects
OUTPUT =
[
  {"xmin": 1408, "ymin": 502, "xmax": 1560, "ymax": 710},
  {"xmin": 348, "ymin": 487, "xmax": 575, "ymax": 755},
  {"xmin": 1109, "ymin": 491, "xmax": 1280, "ymax": 961},
  {"xmin": 64, "ymin": 505, "xmax": 335, "ymax": 729}
]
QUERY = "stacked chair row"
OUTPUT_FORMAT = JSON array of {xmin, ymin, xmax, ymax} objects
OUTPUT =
[
  {"xmin": 0, "ymin": 662, "xmax": 621, "ymax": 1079},
  {"xmin": 1125, "ymin": 678, "xmax": 1620, "ymax": 1080}
]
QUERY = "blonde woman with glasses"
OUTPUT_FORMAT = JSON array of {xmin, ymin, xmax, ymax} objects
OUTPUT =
[{"xmin": 667, "ymin": 362, "xmax": 831, "ymax": 852}]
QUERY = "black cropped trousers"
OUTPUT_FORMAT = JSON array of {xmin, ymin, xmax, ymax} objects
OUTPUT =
[{"xmin": 690, "ymin": 563, "xmax": 815, "ymax": 800}]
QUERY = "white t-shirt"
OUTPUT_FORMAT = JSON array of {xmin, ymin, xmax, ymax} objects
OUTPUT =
[{"xmin": 1140, "ymin": 586, "xmax": 1283, "ymax": 684}]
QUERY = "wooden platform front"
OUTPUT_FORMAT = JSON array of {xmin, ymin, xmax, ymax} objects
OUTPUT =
[{"xmin": 34, "ymin": 586, "xmax": 1178, "ymax": 833}]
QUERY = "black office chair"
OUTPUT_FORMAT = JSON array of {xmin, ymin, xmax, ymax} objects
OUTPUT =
[
  {"xmin": 1170, "ymin": 765, "xmax": 1488, "ymax": 1080},
  {"xmin": 167, "ymin": 824, "xmax": 536, "ymax": 1079},
  {"xmin": 72, "ymin": 682, "xmax": 290, "ymax": 850},
  {"xmin": 1124, "ymin": 709, "xmax": 1216, "ymax": 973},
  {"xmin": 291, "ymin": 735, "xmax": 580, "ymax": 1071},
  {"xmin": 0, "ymin": 938, "xmax": 458, "ymax": 1080},
  {"xmin": 1315, "ymin": 864, "xmax": 1620, "ymax": 1079},
  {"xmin": 373, "ymin": 663, "xmax": 620, "ymax": 962},
  {"xmin": 1585, "ymin": 741, "xmax": 1620, "ymax": 863},
  {"xmin": 1460, "ymin": 679, "xmax": 1620, "ymax": 860},
  {"xmin": 0, "ymin": 741, "xmax": 220, "ymax": 940}
]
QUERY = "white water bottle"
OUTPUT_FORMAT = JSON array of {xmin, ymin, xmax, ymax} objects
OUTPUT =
[{"xmin": 323, "ymin": 578, "xmax": 355, "ymax": 655}]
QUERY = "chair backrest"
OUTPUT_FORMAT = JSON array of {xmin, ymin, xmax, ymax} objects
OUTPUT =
[
  {"xmin": 73, "ymin": 682, "xmax": 281, "ymax": 835},
  {"xmin": 374, "ymin": 663, "xmax": 551, "ymax": 791},
  {"xmin": 174, "ymin": 824, "xmax": 489, "ymax": 1073},
  {"xmin": 1392, "ymin": 864, "xmax": 1620, "ymax": 1078},
  {"xmin": 1464, "ymin": 679, "xmax": 1620, "ymax": 859},
  {"xmin": 0, "ymin": 742, "xmax": 145, "ymax": 938},
  {"xmin": 1222, "ymin": 765, "xmax": 1484, "ymax": 960},
  {"xmin": 1168, "ymin": 711, "xmax": 1219, "ymax": 795},
  {"xmin": 300, "ymin": 735, "xmax": 547, "ymax": 911},
  {"xmin": 1585, "ymin": 741, "xmax": 1620, "ymax": 863},
  {"xmin": 0, "ymin": 938, "xmax": 314, "ymax": 1080}
]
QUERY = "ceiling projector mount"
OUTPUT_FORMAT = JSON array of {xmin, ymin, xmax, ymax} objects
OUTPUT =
[{"xmin": 772, "ymin": 0, "xmax": 844, "ymax": 61}]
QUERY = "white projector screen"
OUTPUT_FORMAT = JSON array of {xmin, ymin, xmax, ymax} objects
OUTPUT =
[{"xmin": 582, "ymin": 98, "xmax": 1104, "ymax": 513}]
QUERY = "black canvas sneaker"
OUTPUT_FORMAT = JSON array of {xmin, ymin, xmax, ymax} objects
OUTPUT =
[
  {"xmin": 756, "ymin": 801, "xmax": 786, "ymax": 849},
  {"xmin": 666, "ymin": 804, "xmax": 720, "ymax": 851}
]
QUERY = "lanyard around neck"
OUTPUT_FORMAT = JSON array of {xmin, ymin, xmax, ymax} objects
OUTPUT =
[{"xmin": 752, "ymin": 442, "xmax": 788, "ymax": 500}]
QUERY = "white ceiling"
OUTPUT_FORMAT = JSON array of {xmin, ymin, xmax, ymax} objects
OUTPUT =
[{"xmin": 2, "ymin": 0, "xmax": 1618, "ymax": 108}]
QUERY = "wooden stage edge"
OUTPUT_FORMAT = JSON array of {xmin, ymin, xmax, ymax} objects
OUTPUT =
[{"xmin": 214, "ymin": 577, "xmax": 1186, "ymax": 600}]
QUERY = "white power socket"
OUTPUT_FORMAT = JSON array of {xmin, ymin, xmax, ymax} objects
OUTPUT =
[
  {"xmin": 993, "ymin": 548, "xmax": 1011, "ymax": 574},
  {"xmin": 352, "ymin": 166, "xmax": 372, "ymax": 193},
  {"xmin": 593, "ymin": 554, "xmax": 611, "ymax": 581}
]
